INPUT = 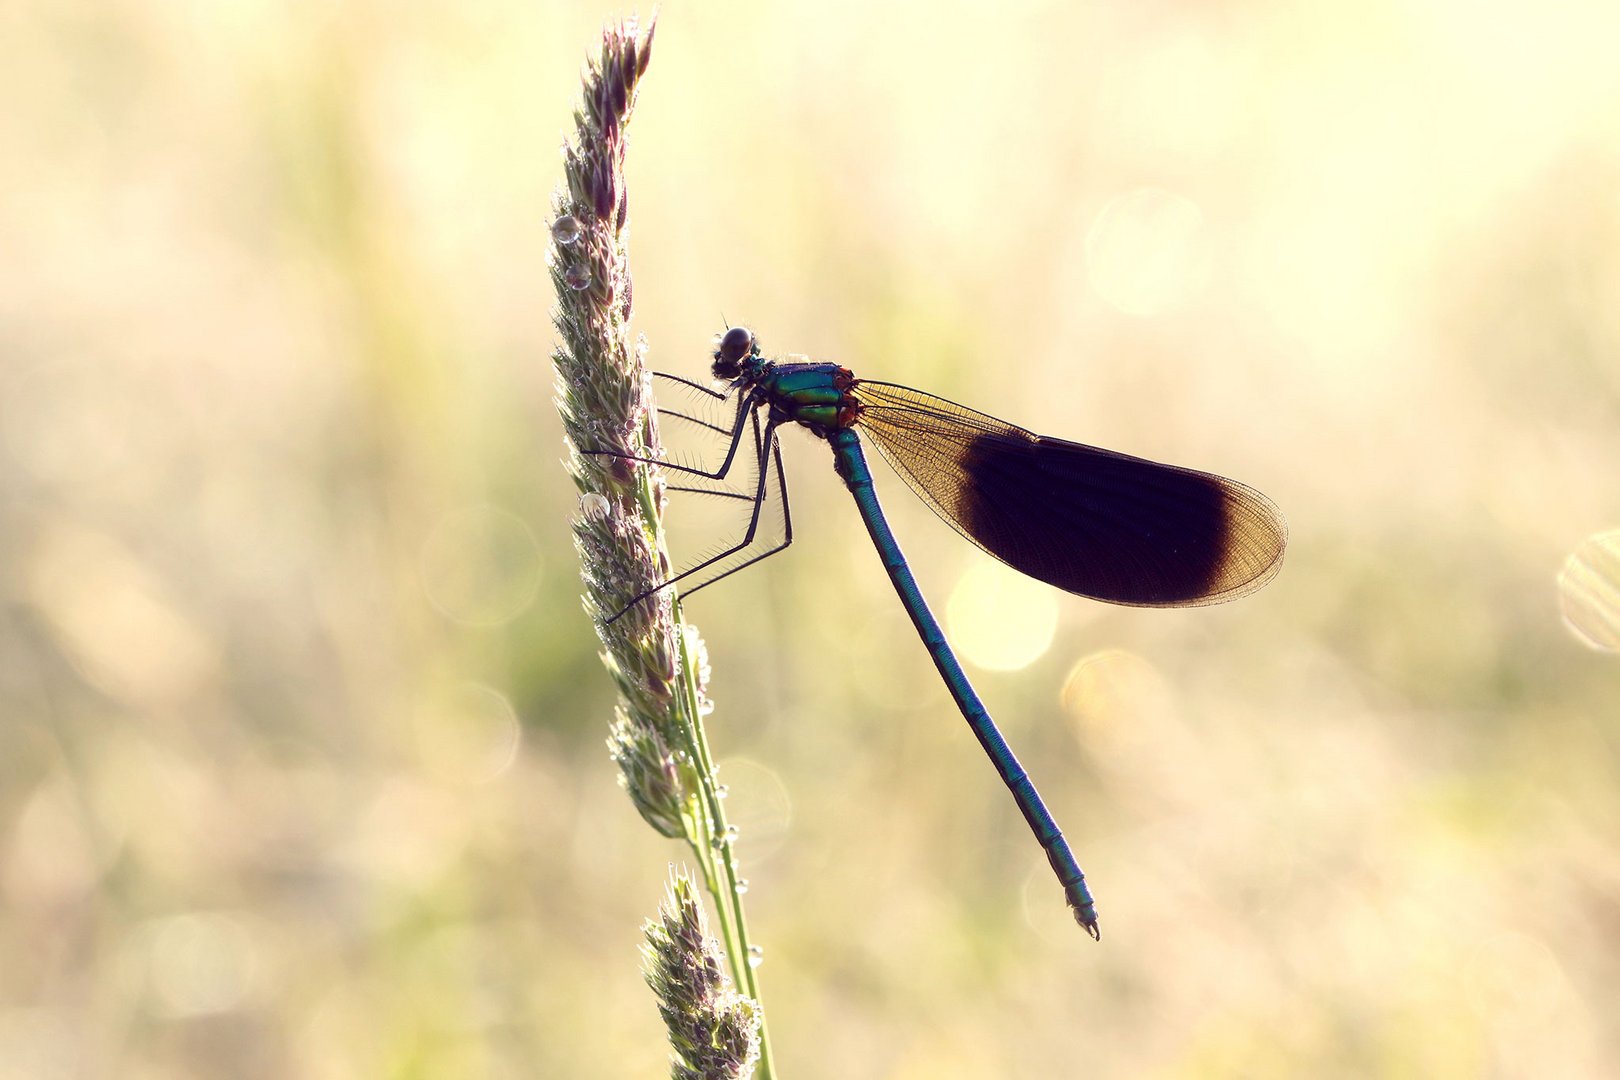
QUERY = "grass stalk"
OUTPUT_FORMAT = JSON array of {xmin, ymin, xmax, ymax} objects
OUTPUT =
[
  {"xmin": 643, "ymin": 872, "xmax": 762, "ymax": 1079},
  {"xmin": 548, "ymin": 16, "xmax": 776, "ymax": 1078}
]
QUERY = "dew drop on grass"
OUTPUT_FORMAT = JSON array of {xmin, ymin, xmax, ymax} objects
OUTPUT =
[
  {"xmin": 551, "ymin": 214, "xmax": 583, "ymax": 244},
  {"xmin": 563, "ymin": 263, "xmax": 592, "ymax": 291}
]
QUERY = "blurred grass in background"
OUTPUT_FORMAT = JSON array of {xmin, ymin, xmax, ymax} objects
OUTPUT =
[{"xmin": 3, "ymin": 1, "xmax": 1619, "ymax": 1076}]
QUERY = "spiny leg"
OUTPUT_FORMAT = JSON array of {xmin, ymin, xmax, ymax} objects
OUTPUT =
[
  {"xmin": 605, "ymin": 415, "xmax": 794, "ymax": 623},
  {"xmin": 673, "ymin": 430, "xmax": 793, "ymax": 605},
  {"xmin": 652, "ymin": 371, "xmax": 739, "ymax": 439},
  {"xmin": 653, "ymin": 369, "xmax": 730, "ymax": 401},
  {"xmin": 666, "ymin": 399, "xmax": 768, "ymax": 502},
  {"xmin": 580, "ymin": 383, "xmax": 759, "ymax": 482}
]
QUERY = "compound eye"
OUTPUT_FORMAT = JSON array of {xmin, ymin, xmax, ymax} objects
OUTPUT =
[{"xmin": 715, "ymin": 326, "xmax": 754, "ymax": 364}]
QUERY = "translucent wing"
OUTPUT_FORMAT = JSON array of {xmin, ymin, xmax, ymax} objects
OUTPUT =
[{"xmin": 851, "ymin": 381, "xmax": 1287, "ymax": 607}]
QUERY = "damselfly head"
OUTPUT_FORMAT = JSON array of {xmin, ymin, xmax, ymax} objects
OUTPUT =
[{"xmin": 712, "ymin": 326, "xmax": 756, "ymax": 379}]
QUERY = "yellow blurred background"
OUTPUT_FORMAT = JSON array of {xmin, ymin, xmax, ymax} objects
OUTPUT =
[{"xmin": 5, "ymin": 1, "xmax": 1620, "ymax": 1076}]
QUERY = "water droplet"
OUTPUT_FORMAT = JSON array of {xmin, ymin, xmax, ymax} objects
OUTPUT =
[
  {"xmin": 746, "ymin": 945, "xmax": 764, "ymax": 968},
  {"xmin": 551, "ymin": 214, "xmax": 583, "ymax": 245},
  {"xmin": 563, "ymin": 263, "xmax": 592, "ymax": 291},
  {"xmin": 715, "ymin": 784, "xmax": 730, "ymax": 800},
  {"xmin": 735, "ymin": 878, "xmax": 749, "ymax": 894},
  {"xmin": 579, "ymin": 492, "xmax": 610, "ymax": 522},
  {"xmin": 724, "ymin": 824, "xmax": 739, "ymax": 842}
]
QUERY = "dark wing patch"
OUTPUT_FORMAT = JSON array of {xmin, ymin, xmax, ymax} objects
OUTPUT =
[{"xmin": 853, "ymin": 382, "xmax": 1286, "ymax": 607}]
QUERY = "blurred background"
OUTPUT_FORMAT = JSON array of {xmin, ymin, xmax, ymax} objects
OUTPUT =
[{"xmin": 3, "ymin": 1, "xmax": 1619, "ymax": 1076}]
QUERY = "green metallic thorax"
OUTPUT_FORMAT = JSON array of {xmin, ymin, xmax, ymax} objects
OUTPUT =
[{"xmin": 754, "ymin": 362, "xmax": 863, "ymax": 433}]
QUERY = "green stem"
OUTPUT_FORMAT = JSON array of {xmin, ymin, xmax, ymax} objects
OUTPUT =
[{"xmin": 671, "ymin": 605, "xmax": 776, "ymax": 1079}]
